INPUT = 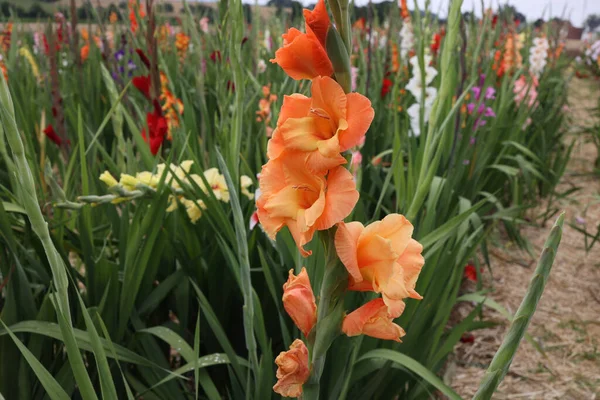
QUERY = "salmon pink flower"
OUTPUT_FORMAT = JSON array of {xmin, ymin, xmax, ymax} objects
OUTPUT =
[
  {"xmin": 267, "ymin": 76, "xmax": 374, "ymax": 174},
  {"xmin": 283, "ymin": 268, "xmax": 317, "ymax": 337},
  {"xmin": 335, "ymin": 214, "xmax": 424, "ymax": 318},
  {"xmin": 342, "ymin": 298, "xmax": 406, "ymax": 342},
  {"xmin": 270, "ymin": 0, "xmax": 334, "ymax": 80},
  {"xmin": 257, "ymin": 155, "xmax": 359, "ymax": 256},
  {"xmin": 273, "ymin": 339, "xmax": 310, "ymax": 398}
]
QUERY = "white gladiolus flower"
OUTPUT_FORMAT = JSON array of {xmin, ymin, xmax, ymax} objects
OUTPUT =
[
  {"xmin": 400, "ymin": 20, "xmax": 414, "ymax": 59},
  {"xmin": 257, "ymin": 59, "xmax": 267, "ymax": 74},
  {"xmin": 529, "ymin": 37, "xmax": 549, "ymax": 77}
]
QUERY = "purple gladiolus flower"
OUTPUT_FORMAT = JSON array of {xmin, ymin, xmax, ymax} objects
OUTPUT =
[
  {"xmin": 484, "ymin": 107, "xmax": 496, "ymax": 117},
  {"xmin": 472, "ymin": 86, "xmax": 481, "ymax": 100},
  {"xmin": 485, "ymin": 87, "xmax": 496, "ymax": 100},
  {"xmin": 479, "ymin": 74, "xmax": 486, "ymax": 87},
  {"xmin": 115, "ymin": 49, "xmax": 125, "ymax": 61},
  {"xmin": 467, "ymin": 103, "xmax": 476, "ymax": 113},
  {"xmin": 469, "ymin": 136, "xmax": 476, "ymax": 145}
]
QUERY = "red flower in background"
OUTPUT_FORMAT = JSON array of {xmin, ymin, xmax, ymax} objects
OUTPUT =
[
  {"xmin": 210, "ymin": 51, "xmax": 222, "ymax": 63},
  {"xmin": 431, "ymin": 33, "xmax": 442, "ymax": 56},
  {"xmin": 141, "ymin": 102, "xmax": 168, "ymax": 155},
  {"xmin": 460, "ymin": 333, "xmax": 475, "ymax": 343},
  {"xmin": 464, "ymin": 263, "xmax": 483, "ymax": 282},
  {"xmin": 381, "ymin": 78, "xmax": 392, "ymax": 98},
  {"xmin": 133, "ymin": 75, "xmax": 151, "ymax": 99},
  {"xmin": 43, "ymin": 124, "xmax": 62, "ymax": 146}
]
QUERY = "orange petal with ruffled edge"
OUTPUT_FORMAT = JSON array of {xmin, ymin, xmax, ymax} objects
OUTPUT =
[
  {"xmin": 270, "ymin": 28, "xmax": 333, "ymax": 80},
  {"xmin": 303, "ymin": 0, "xmax": 330, "ymax": 46},
  {"xmin": 273, "ymin": 339, "xmax": 310, "ymax": 397},
  {"xmin": 342, "ymin": 298, "xmax": 405, "ymax": 342},
  {"xmin": 311, "ymin": 76, "xmax": 348, "ymax": 126},
  {"xmin": 278, "ymin": 94, "xmax": 312, "ymax": 125},
  {"xmin": 339, "ymin": 92, "xmax": 375, "ymax": 151},
  {"xmin": 315, "ymin": 166, "xmax": 359, "ymax": 230},
  {"xmin": 361, "ymin": 214, "xmax": 414, "ymax": 259},
  {"xmin": 287, "ymin": 222, "xmax": 316, "ymax": 257},
  {"xmin": 397, "ymin": 238, "xmax": 425, "ymax": 299},
  {"xmin": 335, "ymin": 221, "xmax": 364, "ymax": 283}
]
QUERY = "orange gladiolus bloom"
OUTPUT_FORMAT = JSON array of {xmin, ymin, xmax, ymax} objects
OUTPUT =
[
  {"xmin": 270, "ymin": 0, "xmax": 333, "ymax": 80},
  {"xmin": 283, "ymin": 267, "xmax": 317, "ymax": 337},
  {"xmin": 268, "ymin": 76, "xmax": 374, "ymax": 174},
  {"xmin": 273, "ymin": 339, "xmax": 310, "ymax": 397},
  {"xmin": 257, "ymin": 154, "xmax": 359, "ymax": 256},
  {"xmin": 342, "ymin": 298, "xmax": 406, "ymax": 342},
  {"xmin": 335, "ymin": 214, "xmax": 424, "ymax": 318},
  {"xmin": 80, "ymin": 44, "xmax": 90, "ymax": 62}
]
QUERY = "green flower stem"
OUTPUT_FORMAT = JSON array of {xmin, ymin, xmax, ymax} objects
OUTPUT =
[
  {"xmin": 304, "ymin": 228, "xmax": 348, "ymax": 400},
  {"xmin": 473, "ymin": 213, "xmax": 564, "ymax": 400}
]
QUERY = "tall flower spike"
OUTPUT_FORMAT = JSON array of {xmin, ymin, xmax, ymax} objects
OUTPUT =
[
  {"xmin": 257, "ymin": 154, "xmax": 359, "ymax": 256},
  {"xmin": 282, "ymin": 268, "xmax": 317, "ymax": 337},
  {"xmin": 267, "ymin": 76, "xmax": 374, "ymax": 174},
  {"xmin": 270, "ymin": 0, "xmax": 333, "ymax": 80},
  {"xmin": 335, "ymin": 214, "xmax": 424, "ymax": 318}
]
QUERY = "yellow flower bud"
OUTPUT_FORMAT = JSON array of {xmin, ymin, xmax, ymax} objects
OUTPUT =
[{"xmin": 99, "ymin": 171, "xmax": 118, "ymax": 188}]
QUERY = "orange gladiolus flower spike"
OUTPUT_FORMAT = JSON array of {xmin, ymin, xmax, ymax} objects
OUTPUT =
[
  {"xmin": 335, "ymin": 214, "xmax": 425, "ymax": 318},
  {"xmin": 342, "ymin": 298, "xmax": 406, "ymax": 342},
  {"xmin": 282, "ymin": 268, "xmax": 317, "ymax": 337},
  {"xmin": 270, "ymin": 0, "xmax": 334, "ymax": 80},
  {"xmin": 268, "ymin": 77, "xmax": 374, "ymax": 174},
  {"xmin": 257, "ymin": 155, "xmax": 359, "ymax": 257}
]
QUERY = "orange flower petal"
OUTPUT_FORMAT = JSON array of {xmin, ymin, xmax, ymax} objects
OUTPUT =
[
  {"xmin": 311, "ymin": 76, "xmax": 347, "ymax": 125},
  {"xmin": 303, "ymin": 0, "xmax": 330, "ymax": 47},
  {"xmin": 315, "ymin": 166, "xmax": 359, "ymax": 230},
  {"xmin": 273, "ymin": 339, "xmax": 310, "ymax": 397},
  {"xmin": 339, "ymin": 93, "xmax": 375, "ymax": 151},
  {"xmin": 342, "ymin": 298, "xmax": 405, "ymax": 342},
  {"xmin": 361, "ymin": 214, "xmax": 414, "ymax": 258},
  {"xmin": 282, "ymin": 268, "xmax": 317, "ymax": 337},
  {"xmin": 335, "ymin": 221, "xmax": 365, "ymax": 283},
  {"xmin": 271, "ymin": 29, "xmax": 333, "ymax": 80}
]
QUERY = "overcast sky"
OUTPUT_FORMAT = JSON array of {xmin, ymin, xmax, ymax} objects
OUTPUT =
[{"xmin": 242, "ymin": 0, "xmax": 599, "ymax": 27}]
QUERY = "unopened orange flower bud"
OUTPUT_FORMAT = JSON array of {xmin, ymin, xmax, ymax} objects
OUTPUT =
[{"xmin": 282, "ymin": 268, "xmax": 317, "ymax": 337}]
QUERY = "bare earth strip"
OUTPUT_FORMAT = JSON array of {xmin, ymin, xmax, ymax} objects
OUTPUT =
[{"xmin": 449, "ymin": 76, "xmax": 600, "ymax": 399}]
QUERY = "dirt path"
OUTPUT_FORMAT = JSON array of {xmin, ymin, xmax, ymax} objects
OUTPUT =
[{"xmin": 449, "ymin": 77, "xmax": 600, "ymax": 399}]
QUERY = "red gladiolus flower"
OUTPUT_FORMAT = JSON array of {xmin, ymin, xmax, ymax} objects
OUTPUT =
[
  {"xmin": 430, "ymin": 33, "xmax": 442, "ymax": 56},
  {"xmin": 43, "ymin": 124, "xmax": 62, "ymax": 146},
  {"xmin": 464, "ymin": 263, "xmax": 480, "ymax": 282},
  {"xmin": 227, "ymin": 80, "xmax": 235, "ymax": 93},
  {"xmin": 141, "ymin": 103, "xmax": 168, "ymax": 155},
  {"xmin": 381, "ymin": 78, "xmax": 392, "ymax": 98},
  {"xmin": 210, "ymin": 50, "xmax": 221, "ymax": 63},
  {"xmin": 133, "ymin": 75, "xmax": 151, "ymax": 99}
]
